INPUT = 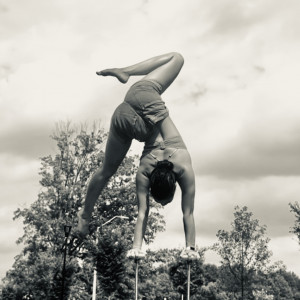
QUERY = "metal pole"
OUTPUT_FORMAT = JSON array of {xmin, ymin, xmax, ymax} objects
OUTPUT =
[
  {"xmin": 61, "ymin": 225, "xmax": 71, "ymax": 300},
  {"xmin": 241, "ymin": 232, "xmax": 244, "ymax": 300},
  {"xmin": 135, "ymin": 259, "xmax": 139, "ymax": 300},
  {"xmin": 92, "ymin": 267, "xmax": 97, "ymax": 300},
  {"xmin": 92, "ymin": 228, "xmax": 99, "ymax": 300},
  {"xmin": 61, "ymin": 244, "xmax": 67, "ymax": 300},
  {"xmin": 102, "ymin": 215, "xmax": 129, "ymax": 227},
  {"xmin": 187, "ymin": 261, "xmax": 191, "ymax": 300}
]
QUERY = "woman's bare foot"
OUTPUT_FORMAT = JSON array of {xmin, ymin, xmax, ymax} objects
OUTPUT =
[{"xmin": 96, "ymin": 68, "xmax": 129, "ymax": 83}]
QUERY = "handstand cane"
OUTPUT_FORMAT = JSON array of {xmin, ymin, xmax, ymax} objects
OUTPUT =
[
  {"xmin": 187, "ymin": 260, "xmax": 191, "ymax": 300},
  {"xmin": 135, "ymin": 258, "xmax": 139, "ymax": 300}
]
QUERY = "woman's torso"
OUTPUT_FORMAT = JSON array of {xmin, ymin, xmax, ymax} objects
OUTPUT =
[{"xmin": 138, "ymin": 138, "xmax": 191, "ymax": 181}]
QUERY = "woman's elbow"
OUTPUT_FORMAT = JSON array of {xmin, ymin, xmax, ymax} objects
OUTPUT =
[
  {"xmin": 183, "ymin": 209, "xmax": 194, "ymax": 219},
  {"xmin": 138, "ymin": 209, "xmax": 149, "ymax": 220}
]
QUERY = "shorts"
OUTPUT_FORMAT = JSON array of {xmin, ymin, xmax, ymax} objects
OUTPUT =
[{"xmin": 110, "ymin": 80, "xmax": 169, "ymax": 142}]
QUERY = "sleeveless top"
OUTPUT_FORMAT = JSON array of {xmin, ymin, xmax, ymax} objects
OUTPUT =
[{"xmin": 141, "ymin": 135, "xmax": 187, "ymax": 159}]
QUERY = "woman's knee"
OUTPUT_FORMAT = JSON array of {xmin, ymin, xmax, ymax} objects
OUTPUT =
[
  {"xmin": 171, "ymin": 52, "xmax": 184, "ymax": 68},
  {"xmin": 159, "ymin": 52, "xmax": 184, "ymax": 70},
  {"xmin": 92, "ymin": 166, "xmax": 115, "ymax": 183}
]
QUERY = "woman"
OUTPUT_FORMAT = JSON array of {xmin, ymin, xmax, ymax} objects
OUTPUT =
[{"xmin": 76, "ymin": 52, "xmax": 198, "ymax": 259}]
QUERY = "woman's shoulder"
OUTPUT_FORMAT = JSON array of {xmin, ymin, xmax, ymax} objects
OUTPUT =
[
  {"xmin": 170, "ymin": 149, "xmax": 193, "ymax": 179},
  {"xmin": 138, "ymin": 154, "xmax": 156, "ymax": 176},
  {"xmin": 138, "ymin": 147, "xmax": 192, "ymax": 179},
  {"xmin": 171, "ymin": 148, "xmax": 192, "ymax": 165}
]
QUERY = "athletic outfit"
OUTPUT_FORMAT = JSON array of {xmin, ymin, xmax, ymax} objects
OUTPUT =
[
  {"xmin": 141, "ymin": 136, "xmax": 186, "ymax": 158},
  {"xmin": 110, "ymin": 80, "xmax": 186, "ymax": 162},
  {"xmin": 109, "ymin": 79, "xmax": 186, "ymax": 156},
  {"xmin": 110, "ymin": 80, "xmax": 168, "ymax": 142}
]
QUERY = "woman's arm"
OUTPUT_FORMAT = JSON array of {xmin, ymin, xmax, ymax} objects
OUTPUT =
[
  {"xmin": 177, "ymin": 164, "xmax": 196, "ymax": 248},
  {"xmin": 132, "ymin": 169, "xmax": 150, "ymax": 249}
]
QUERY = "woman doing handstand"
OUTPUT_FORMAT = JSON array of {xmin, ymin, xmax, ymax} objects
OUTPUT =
[{"xmin": 76, "ymin": 52, "xmax": 198, "ymax": 259}]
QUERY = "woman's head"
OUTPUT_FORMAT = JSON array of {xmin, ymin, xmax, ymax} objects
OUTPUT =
[{"xmin": 149, "ymin": 160, "xmax": 176, "ymax": 205}]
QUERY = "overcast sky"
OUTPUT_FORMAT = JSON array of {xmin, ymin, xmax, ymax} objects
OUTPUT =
[{"xmin": 1, "ymin": 0, "xmax": 300, "ymax": 280}]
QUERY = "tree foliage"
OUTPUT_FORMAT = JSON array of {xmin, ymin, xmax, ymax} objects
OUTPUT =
[
  {"xmin": 214, "ymin": 206, "xmax": 272, "ymax": 299},
  {"xmin": 2, "ymin": 123, "xmax": 300, "ymax": 300},
  {"xmin": 1, "ymin": 122, "xmax": 165, "ymax": 299},
  {"xmin": 169, "ymin": 248, "xmax": 205, "ymax": 297},
  {"xmin": 290, "ymin": 201, "xmax": 300, "ymax": 246}
]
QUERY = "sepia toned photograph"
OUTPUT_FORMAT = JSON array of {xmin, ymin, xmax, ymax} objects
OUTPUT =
[{"xmin": 1, "ymin": 0, "xmax": 300, "ymax": 299}]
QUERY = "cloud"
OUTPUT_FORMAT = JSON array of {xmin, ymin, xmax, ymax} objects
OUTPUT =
[
  {"xmin": 201, "ymin": 0, "xmax": 300, "ymax": 44},
  {"xmin": 0, "ymin": 121, "xmax": 54, "ymax": 159},
  {"xmin": 0, "ymin": 248, "xmax": 23, "ymax": 280},
  {"xmin": 204, "ymin": 0, "xmax": 268, "ymax": 37},
  {"xmin": 0, "ymin": 0, "xmax": 61, "ymax": 39},
  {"xmin": 196, "ymin": 120, "xmax": 300, "ymax": 179},
  {"xmin": 159, "ymin": 174, "xmax": 300, "ymax": 240},
  {"xmin": 0, "ymin": 213, "xmax": 24, "ymax": 279},
  {"xmin": 169, "ymin": 37, "xmax": 300, "ymax": 179},
  {"xmin": 0, "ymin": 157, "xmax": 39, "ymax": 278},
  {"xmin": 270, "ymin": 236, "xmax": 300, "ymax": 274},
  {"xmin": 194, "ymin": 176, "xmax": 300, "ymax": 237}
]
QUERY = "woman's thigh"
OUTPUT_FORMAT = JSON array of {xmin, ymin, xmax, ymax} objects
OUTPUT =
[
  {"xmin": 143, "ymin": 53, "xmax": 184, "ymax": 93},
  {"xmin": 157, "ymin": 116, "xmax": 182, "ymax": 141},
  {"xmin": 101, "ymin": 131, "xmax": 132, "ymax": 176}
]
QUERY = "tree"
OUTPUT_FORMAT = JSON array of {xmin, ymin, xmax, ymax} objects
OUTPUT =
[
  {"xmin": 1, "ymin": 248, "xmax": 79, "ymax": 299},
  {"xmin": 198, "ymin": 264, "xmax": 232, "ymax": 300},
  {"xmin": 263, "ymin": 264, "xmax": 300, "ymax": 300},
  {"xmin": 252, "ymin": 289, "xmax": 274, "ymax": 300},
  {"xmin": 290, "ymin": 201, "xmax": 300, "ymax": 245},
  {"xmin": 280, "ymin": 270, "xmax": 300, "ymax": 299},
  {"xmin": 1, "ymin": 122, "xmax": 165, "ymax": 299},
  {"xmin": 214, "ymin": 206, "xmax": 272, "ymax": 299},
  {"xmin": 134, "ymin": 248, "xmax": 181, "ymax": 299}
]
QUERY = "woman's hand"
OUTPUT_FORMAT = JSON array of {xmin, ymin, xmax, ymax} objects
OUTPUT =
[{"xmin": 180, "ymin": 247, "xmax": 200, "ymax": 260}]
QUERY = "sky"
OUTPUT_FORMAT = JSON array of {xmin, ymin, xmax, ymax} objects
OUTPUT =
[{"xmin": 1, "ymin": 0, "xmax": 300, "ymax": 281}]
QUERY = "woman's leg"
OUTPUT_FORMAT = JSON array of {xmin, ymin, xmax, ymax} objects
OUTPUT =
[
  {"xmin": 97, "ymin": 52, "xmax": 184, "ymax": 94},
  {"xmin": 77, "ymin": 132, "xmax": 131, "ymax": 235},
  {"xmin": 98, "ymin": 52, "xmax": 185, "ymax": 140}
]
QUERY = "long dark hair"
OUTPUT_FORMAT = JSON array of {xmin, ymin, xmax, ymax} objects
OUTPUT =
[{"xmin": 149, "ymin": 160, "xmax": 176, "ymax": 202}]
